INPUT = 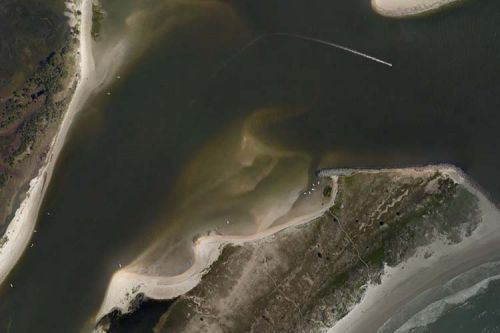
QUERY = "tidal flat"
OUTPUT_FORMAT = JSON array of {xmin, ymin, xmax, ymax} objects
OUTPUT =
[
  {"xmin": 97, "ymin": 166, "xmax": 500, "ymax": 333},
  {"xmin": 2, "ymin": 0, "xmax": 500, "ymax": 332}
]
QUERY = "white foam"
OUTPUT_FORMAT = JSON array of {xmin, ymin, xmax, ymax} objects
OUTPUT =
[
  {"xmin": 395, "ymin": 273, "xmax": 500, "ymax": 332},
  {"xmin": 328, "ymin": 166, "xmax": 500, "ymax": 333},
  {"xmin": 378, "ymin": 260, "xmax": 500, "ymax": 332}
]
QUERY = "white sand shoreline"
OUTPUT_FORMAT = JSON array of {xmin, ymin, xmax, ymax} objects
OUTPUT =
[
  {"xmin": 0, "ymin": 0, "xmax": 95, "ymax": 287},
  {"xmin": 94, "ymin": 177, "xmax": 339, "ymax": 322},
  {"xmin": 328, "ymin": 167, "xmax": 500, "ymax": 333},
  {"xmin": 95, "ymin": 165, "xmax": 500, "ymax": 332},
  {"xmin": 371, "ymin": 0, "xmax": 463, "ymax": 18}
]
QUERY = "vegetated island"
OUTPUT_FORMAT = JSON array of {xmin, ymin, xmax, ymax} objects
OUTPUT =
[
  {"xmin": 94, "ymin": 165, "xmax": 500, "ymax": 333},
  {"xmin": 0, "ymin": 0, "xmax": 98, "ymax": 287},
  {"xmin": 0, "ymin": 0, "xmax": 75, "ymax": 235},
  {"xmin": 371, "ymin": 0, "xmax": 465, "ymax": 18}
]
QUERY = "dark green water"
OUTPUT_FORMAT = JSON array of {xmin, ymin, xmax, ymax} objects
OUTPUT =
[
  {"xmin": 2, "ymin": 0, "xmax": 500, "ymax": 332},
  {"xmin": 377, "ymin": 260, "xmax": 500, "ymax": 333},
  {"xmin": 426, "ymin": 277, "xmax": 500, "ymax": 333},
  {"xmin": 0, "ymin": 1, "xmax": 250, "ymax": 330}
]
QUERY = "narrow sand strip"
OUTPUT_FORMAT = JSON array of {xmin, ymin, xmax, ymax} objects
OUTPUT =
[
  {"xmin": 328, "ymin": 167, "xmax": 500, "ymax": 333},
  {"xmin": 95, "ymin": 177, "xmax": 339, "ymax": 322},
  {"xmin": 0, "ymin": 167, "xmax": 47, "ymax": 284},
  {"xmin": 0, "ymin": 0, "xmax": 95, "ymax": 287},
  {"xmin": 371, "ymin": 0, "xmax": 462, "ymax": 18}
]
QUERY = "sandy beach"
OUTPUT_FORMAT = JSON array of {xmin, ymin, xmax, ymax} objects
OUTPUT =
[
  {"xmin": 371, "ymin": 0, "xmax": 461, "ymax": 17},
  {"xmin": 95, "ymin": 165, "xmax": 500, "ymax": 332},
  {"xmin": 0, "ymin": 0, "xmax": 95, "ymax": 287},
  {"xmin": 328, "ymin": 167, "xmax": 500, "ymax": 333},
  {"xmin": 95, "ymin": 177, "xmax": 339, "ymax": 322}
]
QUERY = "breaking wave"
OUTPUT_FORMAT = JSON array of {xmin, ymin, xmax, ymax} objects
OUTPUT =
[{"xmin": 379, "ymin": 261, "xmax": 500, "ymax": 333}]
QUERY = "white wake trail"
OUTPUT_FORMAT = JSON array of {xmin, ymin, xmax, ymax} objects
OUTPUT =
[{"xmin": 275, "ymin": 32, "xmax": 393, "ymax": 67}]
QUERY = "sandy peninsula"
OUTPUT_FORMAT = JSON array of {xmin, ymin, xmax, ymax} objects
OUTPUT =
[
  {"xmin": 371, "ymin": 0, "xmax": 463, "ymax": 17},
  {"xmin": 95, "ymin": 177, "xmax": 339, "ymax": 322},
  {"xmin": 0, "ymin": 0, "xmax": 96, "ymax": 287},
  {"xmin": 94, "ymin": 165, "xmax": 500, "ymax": 333}
]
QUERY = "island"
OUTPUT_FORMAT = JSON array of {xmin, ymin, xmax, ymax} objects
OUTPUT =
[
  {"xmin": 94, "ymin": 165, "xmax": 500, "ymax": 332},
  {"xmin": 0, "ymin": 0, "xmax": 95, "ymax": 287}
]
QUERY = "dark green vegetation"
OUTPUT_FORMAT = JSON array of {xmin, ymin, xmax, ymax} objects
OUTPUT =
[
  {"xmin": 335, "ymin": 171, "xmax": 479, "ymax": 270},
  {"xmin": 0, "ymin": 0, "xmax": 75, "ymax": 228},
  {"xmin": 0, "ymin": 0, "xmax": 69, "ymax": 92},
  {"xmin": 91, "ymin": 2, "xmax": 105, "ymax": 40},
  {"xmin": 323, "ymin": 185, "xmax": 333, "ymax": 197},
  {"xmin": 97, "ymin": 299, "xmax": 176, "ymax": 333},
  {"xmin": 5, "ymin": 0, "xmax": 500, "ymax": 331},
  {"xmin": 144, "ymin": 170, "xmax": 480, "ymax": 332},
  {"xmin": 0, "ymin": 235, "xmax": 8, "ymax": 248},
  {"xmin": 0, "ymin": 46, "xmax": 77, "ymax": 165}
]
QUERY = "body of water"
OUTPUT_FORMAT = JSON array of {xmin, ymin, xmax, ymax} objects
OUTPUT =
[
  {"xmin": 427, "ymin": 276, "xmax": 500, "ymax": 332},
  {"xmin": 1, "ymin": 0, "xmax": 500, "ymax": 332}
]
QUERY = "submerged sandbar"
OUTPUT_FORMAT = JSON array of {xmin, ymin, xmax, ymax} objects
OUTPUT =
[{"xmin": 94, "ymin": 165, "xmax": 500, "ymax": 333}]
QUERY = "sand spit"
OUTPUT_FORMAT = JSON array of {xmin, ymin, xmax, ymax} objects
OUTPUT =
[
  {"xmin": 94, "ymin": 177, "xmax": 339, "ymax": 323},
  {"xmin": 0, "ymin": 168, "xmax": 47, "ymax": 284},
  {"xmin": 328, "ymin": 166, "xmax": 500, "ymax": 333},
  {"xmin": 95, "ymin": 164, "xmax": 500, "ymax": 331},
  {"xmin": 0, "ymin": 0, "xmax": 96, "ymax": 287},
  {"xmin": 371, "ymin": 0, "xmax": 463, "ymax": 17}
]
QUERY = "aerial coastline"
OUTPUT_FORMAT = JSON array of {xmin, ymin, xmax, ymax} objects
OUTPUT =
[
  {"xmin": 0, "ymin": 0, "xmax": 95, "ymax": 287},
  {"xmin": 94, "ymin": 164, "xmax": 497, "ymax": 332},
  {"xmin": 328, "ymin": 167, "xmax": 500, "ymax": 332},
  {"xmin": 2, "ymin": 0, "xmax": 500, "ymax": 332},
  {"xmin": 95, "ymin": 176, "xmax": 339, "ymax": 324},
  {"xmin": 121, "ymin": 165, "xmax": 490, "ymax": 333}
]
